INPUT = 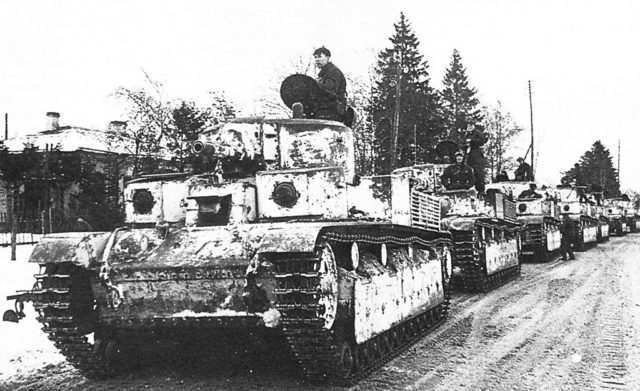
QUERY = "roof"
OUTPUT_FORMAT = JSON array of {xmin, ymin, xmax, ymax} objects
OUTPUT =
[{"xmin": 4, "ymin": 126, "xmax": 131, "ymax": 154}]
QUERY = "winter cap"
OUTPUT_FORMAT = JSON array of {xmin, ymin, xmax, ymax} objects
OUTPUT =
[
  {"xmin": 313, "ymin": 46, "xmax": 331, "ymax": 57},
  {"xmin": 455, "ymin": 150, "xmax": 464, "ymax": 157}
]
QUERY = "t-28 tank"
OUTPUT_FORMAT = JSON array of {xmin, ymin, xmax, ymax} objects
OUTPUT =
[
  {"xmin": 6, "ymin": 76, "xmax": 454, "ymax": 384},
  {"xmin": 557, "ymin": 186, "xmax": 599, "ymax": 250},
  {"xmin": 393, "ymin": 163, "xmax": 521, "ymax": 293},
  {"xmin": 486, "ymin": 182, "xmax": 561, "ymax": 263}
]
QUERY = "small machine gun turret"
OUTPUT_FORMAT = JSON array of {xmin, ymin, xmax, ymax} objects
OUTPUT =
[{"xmin": 190, "ymin": 125, "xmax": 265, "ymax": 178}]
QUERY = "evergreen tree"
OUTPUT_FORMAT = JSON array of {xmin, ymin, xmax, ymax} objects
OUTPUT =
[
  {"xmin": 564, "ymin": 141, "xmax": 619, "ymax": 197},
  {"xmin": 371, "ymin": 13, "xmax": 443, "ymax": 173},
  {"xmin": 441, "ymin": 49, "xmax": 483, "ymax": 146}
]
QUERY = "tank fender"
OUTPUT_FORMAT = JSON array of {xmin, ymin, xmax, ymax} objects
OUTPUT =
[
  {"xmin": 29, "ymin": 232, "xmax": 112, "ymax": 268},
  {"xmin": 255, "ymin": 225, "xmax": 324, "ymax": 254}
]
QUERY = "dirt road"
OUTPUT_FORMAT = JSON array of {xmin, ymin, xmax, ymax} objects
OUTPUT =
[{"xmin": 3, "ymin": 236, "xmax": 640, "ymax": 390}]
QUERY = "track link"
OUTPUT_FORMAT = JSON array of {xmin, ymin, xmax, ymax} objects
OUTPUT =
[
  {"xmin": 451, "ymin": 230, "xmax": 521, "ymax": 293},
  {"xmin": 31, "ymin": 263, "xmax": 114, "ymax": 378}
]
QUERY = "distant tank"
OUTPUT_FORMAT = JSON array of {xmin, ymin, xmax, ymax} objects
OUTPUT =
[
  {"xmin": 556, "ymin": 187, "xmax": 599, "ymax": 251},
  {"xmin": 592, "ymin": 204, "xmax": 610, "ymax": 243},
  {"xmin": 604, "ymin": 198, "xmax": 627, "ymax": 236},
  {"xmin": 486, "ymin": 182, "xmax": 561, "ymax": 262},
  {"xmin": 394, "ymin": 154, "xmax": 522, "ymax": 293},
  {"xmin": 5, "ymin": 74, "xmax": 454, "ymax": 384}
]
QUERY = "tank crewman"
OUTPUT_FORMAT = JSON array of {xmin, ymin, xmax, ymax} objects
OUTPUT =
[
  {"xmin": 559, "ymin": 213, "xmax": 576, "ymax": 260},
  {"xmin": 572, "ymin": 163, "xmax": 589, "ymax": 202},
  {"xmin": 313, "ymin": 46, "xmax": 347, "ymax": 121},
  {"xmin": 441, "ymin": 150, "xmax": 475, "ymax": 190},
  {"xmin": 464, "ymin": 125, "xmax": 488, "ymax": 193},
  {"xmin": 514, "ymin": 157, "xmax": 534, "ymax": 181},
  {"xmin": 518, "ymin": 183, "xmax": 543, "ymax": 199}
]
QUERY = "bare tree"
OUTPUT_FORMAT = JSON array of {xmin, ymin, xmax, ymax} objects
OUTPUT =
[{"xmin": 482, "ymin": 101, "xmax": 524, "ymax": 180}]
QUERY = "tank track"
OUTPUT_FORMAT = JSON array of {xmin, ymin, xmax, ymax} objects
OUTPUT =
[
  {"xmin": 272, "ymin": 233, "xmax": 450, "ymax": 385},
  {"xmin": 450, "ymin": 230, "xmax": 521, "ymax": 293},
  {"xmin": 30, "ymin": 263, "xmax": 115, "ymax": 378}
]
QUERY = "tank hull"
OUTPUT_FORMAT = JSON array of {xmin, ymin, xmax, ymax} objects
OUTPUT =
[
  {"xmin": 518, "ymin": 215, "xmax": 561, "ymax": 263},
  {"xmin": 22, "ymin": 221, "xmax": 454, "ymax": 383},
  {"xmin": 443, "ymin": 217, "xmax": 521, "ymax": 293}
]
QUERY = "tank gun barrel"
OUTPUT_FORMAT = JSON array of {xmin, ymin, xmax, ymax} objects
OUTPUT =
[{"xmin": 191, "ymin": 140, "xmax": 243, "ymax": 159}]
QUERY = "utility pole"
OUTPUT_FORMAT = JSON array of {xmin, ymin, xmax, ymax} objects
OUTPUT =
[
  {"xmin": 390, "ymin": 51, "xmax": 402, "ymax": 171},
  {"xmin": 618, "ymin": 139, "xmax": 621, "ymax": 191},
  {"xmin": 528, "ymin": 81, "xmax": 535, "ymax": 177}
]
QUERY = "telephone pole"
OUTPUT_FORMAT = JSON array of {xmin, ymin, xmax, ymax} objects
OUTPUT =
[
  {"xmin": 528, "ymin": 81, "xmax": 534, "ymax": 176},
  {"xmin": 390, "ymin": 52, "xmax": 402, "ymax": 170}
]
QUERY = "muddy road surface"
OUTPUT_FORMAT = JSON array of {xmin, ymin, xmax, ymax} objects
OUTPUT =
[{"xmin": 3, "ymin": 236, "xmax": 640, "ymax": 390}]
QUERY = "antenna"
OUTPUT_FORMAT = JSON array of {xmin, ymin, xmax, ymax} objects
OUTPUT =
[{"xmin": 4, "ymin": 113, "xmax": 7, "ymax": 140}]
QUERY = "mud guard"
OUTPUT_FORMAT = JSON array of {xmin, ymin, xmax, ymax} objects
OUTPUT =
[{"xmin": 29, "ymin": 232, "xmax": 113, "ymax": 268}]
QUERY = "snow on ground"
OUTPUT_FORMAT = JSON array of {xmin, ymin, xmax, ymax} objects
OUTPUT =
[{"xmin": 0, "ymin": 244, "xmax": 64, "ymax": 382}]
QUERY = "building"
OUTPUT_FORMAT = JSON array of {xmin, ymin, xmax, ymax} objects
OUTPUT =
[{"xmin": 0, "ymin": 112, "xmax": 135, "ymax": 232}]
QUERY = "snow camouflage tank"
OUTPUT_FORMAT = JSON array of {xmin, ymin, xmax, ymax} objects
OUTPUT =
[
  {"xmin": 619, "ymin": 198, "xmax": 640, "ymax": 234},
  {"xmin": 393, "ymin": 163, "xmax": 521, "ymax": 293},
  {"xmin": 604, "ymin": 198, "xmax": 627, "ymax": 236},
  {"xmin": 592, "ymin": 203, "xmax": 611, "ymax": 243},
  {"xmin": 556, "ymin": 187, "xmax": 599, "ymax": 251},
  {"xmin": 486, "ymin": 182, "xmax": 561, "ymax": 263},
  {"xmin": 5, "ymin": 77, "xmax": 455, "ymax": 384}
]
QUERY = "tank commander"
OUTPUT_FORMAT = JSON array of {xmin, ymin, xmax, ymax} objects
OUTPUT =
[
  {"xmin": 464, "ymin": 124, "xmax": 488, "ymax": 193},
  {"xmin": 313, "ymin": 46, "xmax": 347, "ymax": 121},
  {"xmin": 518, "ymin": 183, "xmax": 543, "ymax": 199},
  {"xmin": 514, "ymin": 157, "xmax": 533, "ymax": 181},
  {"xmin": 441, "ymin": 150, "xmax": 475, "ymax": 190}
]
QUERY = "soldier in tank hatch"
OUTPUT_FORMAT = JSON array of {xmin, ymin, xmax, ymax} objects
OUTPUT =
[
  {"xmin": 441, "ymin": 150, "xmax": 475, "ymax": 191},
  {"xmin": 518, "ymin": 183, "xmax": 543, "ymax": 199},
  {"xmin": 313, "ymin": 46, "xmax": 347, "ymax": 121}
]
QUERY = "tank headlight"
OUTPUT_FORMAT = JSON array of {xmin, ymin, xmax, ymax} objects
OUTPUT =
[
  {"xmin": 518, "ymin": 203, "xmax": 527, "ymax": 212},
  {"xmin": 272, "ymin": 182, "xmax": 299, "ymax": 208},
  {"xmin": 132, "ymin": 189, "xmax": 155, "ymax": 215},
  {"xmin": 564, "ymin": 205, "xmax": 570, "ymax": 212}
]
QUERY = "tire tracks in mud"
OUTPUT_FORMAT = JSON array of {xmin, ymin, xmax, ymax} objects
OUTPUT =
[{"xmin": 389, "ymin": 237, "xmax": 636, "ymax": 391}]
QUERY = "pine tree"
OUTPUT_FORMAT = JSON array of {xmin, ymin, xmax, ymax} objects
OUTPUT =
[
  {"xmin": 441, "ymin": 49, "xmax": 483, "ymax": 146},
  {"xmin": 564, "ymin": 141, "xmax": 619, "ymax": 197},
  {"xmin": 370, "ymin": 13, "xmax": 443, "ymax": 173}
]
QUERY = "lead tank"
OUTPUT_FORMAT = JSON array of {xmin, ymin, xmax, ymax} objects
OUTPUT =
[{"xmin": 6, "ymin": 76, "xmax": 454, "ymax": 384}]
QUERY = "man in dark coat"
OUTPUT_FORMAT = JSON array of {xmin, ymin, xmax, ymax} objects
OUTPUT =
[
  {"xmin": 559, "ymin": 213, "xmax": 576, "ymax": 260},
  {"xmin": 441, "ymin": 150, "xmax": 475, "ymax": 190},
  {"xmin": 313, "ymin": 46, "xmax": 347, "ymax": 121},
  {"xmin": 514, "ymin": 157, "xmax": 534, "ymax": 181},
  {"xmin": 464, "ymin": 125, "xmax": 487, "ymax": 193},
  {"xmin": 518, "ymin": 183, "xmax": 543, "ymax": 199}
]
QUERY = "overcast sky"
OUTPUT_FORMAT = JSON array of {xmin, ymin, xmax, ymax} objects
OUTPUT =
[{"xmin": 1, "ymin": 0, "xmax": 639, "ymax": 190}]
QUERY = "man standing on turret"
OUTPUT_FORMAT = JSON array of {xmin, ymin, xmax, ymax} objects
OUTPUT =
[
  {"xmin": 313, "ymin": 46, "xmax": 347, "ymax": 121},
  {"xmin": 464, "ymin": 124, "xmax": 487, "ymax": 194}
]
